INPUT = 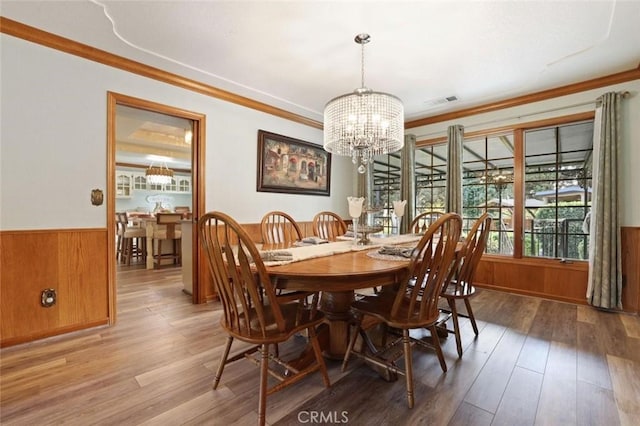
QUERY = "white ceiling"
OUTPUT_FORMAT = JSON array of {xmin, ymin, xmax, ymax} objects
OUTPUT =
[
  {"xmin": 3, "ymin": 0, "xmax": 639, "ymax": 125},
  {"xmin": 115, "ymin": 105, "xmax": 193, "ymax": 169}
]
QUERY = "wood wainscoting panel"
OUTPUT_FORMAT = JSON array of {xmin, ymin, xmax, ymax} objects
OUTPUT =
[
  {"xmin": 0, "ymin": 229, "xmax": 109, "ymax": 347},
  {"xmin": 1, "ymin": 231, "xmax": 60, "ymax": 339},
  {"xmin": 58, "ymin": 231, "xmax": 109, "ymax": 325},
  {"xmin": 477, "ymin": 232, "xmax": 639, "ymax": 313},
  {"xmin": 475, "ymin": 257, "xmax": 589, "ymax": 306},
  {"xmin": 492, "ymin": 260, "xmax": 545, "ymax": 294},
  {"xmin": 543, "ymin": 267, "xmax": 589, "ymax": 302}
]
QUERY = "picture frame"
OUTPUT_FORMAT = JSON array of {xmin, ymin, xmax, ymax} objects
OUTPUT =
[{"xmin": 257, "ymin": 130, "xmax": 331, "ymax": 196}]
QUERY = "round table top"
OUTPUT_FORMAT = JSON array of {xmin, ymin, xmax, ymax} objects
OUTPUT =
[{"xmin": 265, "ymin": 248, "xmax": 409, "ymax": 292}]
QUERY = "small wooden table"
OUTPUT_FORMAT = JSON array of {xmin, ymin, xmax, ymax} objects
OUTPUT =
[{"xmin": 265, "ymin": 248, "xmax": 410, "ymax": 358}]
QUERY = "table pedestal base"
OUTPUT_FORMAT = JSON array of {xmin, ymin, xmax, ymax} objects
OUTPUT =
[{"xmin": 319, "ymin": 291, "xmax": 355, "ymax": 359}]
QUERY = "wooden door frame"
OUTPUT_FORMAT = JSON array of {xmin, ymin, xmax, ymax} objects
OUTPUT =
[{"xmin": 107, "ymin": 92, "xmax": 207, "ymax": 324}]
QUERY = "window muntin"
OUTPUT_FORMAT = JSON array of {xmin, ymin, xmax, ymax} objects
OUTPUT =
[
  {"xmin": 372, "ymin": 153, "xmax": 401, "ymax": 233},
  {"xmin": 462, "ymin": 134, "xmax": 515, "ymax": 255},
  {"xmin": 523, "ymin": 121, "xmax": 593, "ymax": 260},
  {"xmin": 372, "ymin": 144, "xmax": 449, "ymax": 234},
  {"xmin": 415, "ymin": 144, "xmax": 448, "ymax": 216}
]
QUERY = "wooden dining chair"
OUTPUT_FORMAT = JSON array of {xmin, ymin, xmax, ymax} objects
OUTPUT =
[
  {"xmin": 152, "ymin": 212, "xmax": 182, "ymax": 269},
  {"xmin": 260, "ymin": 211, "xmax": 303, "ymax": 245},
  {"xmin": 440, "ymin": 213, "xmax": 492, "ymax": 357},
  {"xmin": 312, "ymin": 211, "xmax": 347, "ymax": 241},
  {"xmin": 116, "ymin": 212, "xmax": 146, "ymax": 265},
  {"xmin": 174, "ymin": 206, "xmax": 191, "ymax": 219},
  {"xmin": 261, "ymin": 210, "xmax": 319, "ymax": 305},
  {"xmin": 409, "ymin": 211, "xmax": 444, "ymax": 234},
  {"xmin": 342, "ymin": 213, "xmax": 462, "ymax": 408},
  {"xmin": 198, "ymin": 211, "xmax": 330, "ymax": 426}
]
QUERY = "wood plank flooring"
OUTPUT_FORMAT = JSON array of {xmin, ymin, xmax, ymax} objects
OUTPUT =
[{"xmin": 1, "ymin": 266, "xmax": 639, "ymax": 425}]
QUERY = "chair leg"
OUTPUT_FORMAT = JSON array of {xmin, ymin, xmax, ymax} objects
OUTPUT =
[
  {"xmin": 402, "ymin": 329, "xmax": 414, "ymax": 409},
  {"xmin": 308, "ymin": 326, "xmax": 330, "ymax": 387},
  {"xmin": 213, "ymin": 336, "xmax": 233, "ymax": 390},
  {"xmin": 464, "ymin": 298, "xmax": 479, "ymax": 336},
  {"xmin": 116, "ymin": 235, "xmax": 123, "ymax": 263},
  {"xmin": 153, "ymin": 239, "xmax": 160, "ymax": 269},
  {"xmin": 139, "ymin": 237, "xmax": 147, "ymax": 263},
  {"xmin": 428, "ymin": 325, "xmax": 448, "ymax": 372},
  {"xmin": 341, "ymin": 314, "xmax": 362, "ymax": 372},
  {"xmin": 120, "ymin": 237, "xmax": 132, "ymax": 266},
  {"xmin": 258, "ymin": 344, "xmax": 269, "ymax": 426},
  {"xmin": 448, "ymin": 298, "xmax": 463, "ymax": 358}
]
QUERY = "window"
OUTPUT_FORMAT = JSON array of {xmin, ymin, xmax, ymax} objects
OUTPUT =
[
  {"xmin": 415, "ymin": 144, "xmax": 447, "ymax": 214},
  {"xmin": 372, "ymin": 153, "xmax": 401, "ymax": 234},
  {"xmin": 523, "ymin": 121, "xmax": 593, "ymax": 260},
  {"xmin": 371, "ymin": 115, "xmax": 593, "ymax": 261},
  {"xmin": 372, "ymin": 144, "xmax": 448, "ymax": 234},
  {"xmin": 462, "ymin": 134, "xmax": 515, "ymax": 255}
]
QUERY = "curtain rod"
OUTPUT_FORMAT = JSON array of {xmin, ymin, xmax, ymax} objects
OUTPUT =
[
  {"xmin": 595, "ymin": 90, "xmax": 630, "ymax": 106},
  {"xmin": 414, "ymin": 90, "xmax": 632, "ymax": 140}
]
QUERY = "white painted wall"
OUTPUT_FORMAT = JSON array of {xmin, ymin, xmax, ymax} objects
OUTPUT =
[
  {"xmin": 2, "ymin": 34, "xmax": 637, "ymax": 230},
  {"xmin": 409, "ymin": 80, "xmax": 640, "ymax": 227},
  {"xmin": 0, "ymin": 35, "xmax": 354, "ymax": 230}
]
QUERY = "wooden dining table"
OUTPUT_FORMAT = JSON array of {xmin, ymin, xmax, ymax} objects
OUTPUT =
[{"xmin": 264, "ymin": 245, "xmax": 411, "ymax": 359}]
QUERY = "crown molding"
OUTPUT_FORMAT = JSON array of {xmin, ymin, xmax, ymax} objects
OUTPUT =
[
  {"xmin": 406, "ymin": 66, "xmax": 640, "ymax": 129},
  {"xmin": 0, "ymin": 17, "xmax": 323, "ymax": 130},
  {"xmin": 3, "ymin": 17, "xmax": 639, "ymax": 132}
]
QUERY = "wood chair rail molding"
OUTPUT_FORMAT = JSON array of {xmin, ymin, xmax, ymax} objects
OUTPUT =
[{"xmin": 2, "ymin": 17, "xmax": 638, "ymax": 132}]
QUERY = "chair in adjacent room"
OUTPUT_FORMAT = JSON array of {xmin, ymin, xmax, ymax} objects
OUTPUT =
[
  {"xmin": 152, "ymin": 212, "xmax": 182, "ymax": 268},
  {"xmin": 312, "ymin": 211, "xmax": 347, "ymax": 241},
  {"xmin": 439, "ymin": 213, "xmax": 492, "ymax": 357},
  {"xmin": 342, "ymin": 213, "xmax": 462, "ymax": 408},
  {"xmin": 409, "ymin": 211, "xmax": 444, "ymax": 234},
  {"xmin": 115, "ymin": 213, "xmax": 125, "ymax": 263},
  {"xmin": 116, "ymin": 212, "xmax": 146, "ymax": 266},
  {"xmin": 174, "ymin": 206, "xmax": 191, "ymax": 219},
  {"xmin": 198, "ymin": 211, "xmax": 330, "ymax": 426},
  {"xmin": 260, "ymin": 211, "xmax": 303, "ymax": 245}
]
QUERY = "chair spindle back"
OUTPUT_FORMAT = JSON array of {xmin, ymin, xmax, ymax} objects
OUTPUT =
[
  {"xmin": 199, "ymin": 211, "xmax": 285, "ymax": 338},
  {"xmin": 409, "ymin": 211, "xmax": 444, "ymax": 234},
  {"xmin": 393, "ymin": 213, "xmax": 462, "ymax": 323},
  {"xmin": 260, "ymin": 211, "xmax": 303, "ymax": 244},
  {"xmin": 312, "ymin": 211, "xmax": 347, "ymax": 241}
]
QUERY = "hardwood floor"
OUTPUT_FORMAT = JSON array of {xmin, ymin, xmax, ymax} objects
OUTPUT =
[{"xmin": 1, "ymin": 266, "xmax": 639, "ymax": 425}]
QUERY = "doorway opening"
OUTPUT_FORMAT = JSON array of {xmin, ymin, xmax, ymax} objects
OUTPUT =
[{"xmin": 107, "ymin": 92, "xmax": 206, "ymax": 324}]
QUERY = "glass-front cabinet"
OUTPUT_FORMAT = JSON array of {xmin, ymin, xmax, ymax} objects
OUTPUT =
[
  {"xmin": 133, "ymin": 174, "xmax": 147, "ymax": 190},
  {"xmin": 116, "ymin": 173, "xmax": 132, "ymax": 198},
  {"xmin": 116, "ymin": 169, "xmax": 191, "ymax": 194}
]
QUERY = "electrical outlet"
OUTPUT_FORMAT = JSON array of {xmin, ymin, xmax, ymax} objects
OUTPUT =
[{"xmin": 41, "ymin": 289, "xmax": 56, "ymax": 307}]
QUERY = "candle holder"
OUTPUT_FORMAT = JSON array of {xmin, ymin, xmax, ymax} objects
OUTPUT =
[{"xmin": 347, "ymin": 196, "xmax": 365, "ymax": 246}]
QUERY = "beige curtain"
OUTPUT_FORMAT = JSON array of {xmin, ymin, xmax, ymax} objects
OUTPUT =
[
  {"xmin": 446, "ymin": 125, "xmax": 464, "ymax": 214},
  {"xmin": 587, "ymin": 92, "xmax": 623, "ymax": 309},
  {"xmin": 400, "ymin": 134, "xmax": 416, "ymax": 233}
]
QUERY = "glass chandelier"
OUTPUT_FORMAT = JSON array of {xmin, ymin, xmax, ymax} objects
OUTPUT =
[
  {"xmin": 145, "ymin": 163, "xmax": 174, "ymax": 185},
  {"xmin": 323, "ymin": 33, "xmax": 404, "ymax": 173}
]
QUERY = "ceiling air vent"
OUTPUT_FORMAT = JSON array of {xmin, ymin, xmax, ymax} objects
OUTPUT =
[{"xmin": 423, "ymin": 95, "xmax": 459, "ymax": 108}]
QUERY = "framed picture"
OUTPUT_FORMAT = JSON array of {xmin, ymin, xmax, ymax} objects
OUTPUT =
[{"xmin": 257, "ymin": 130, "xmax": 331, "ymax": 196}]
